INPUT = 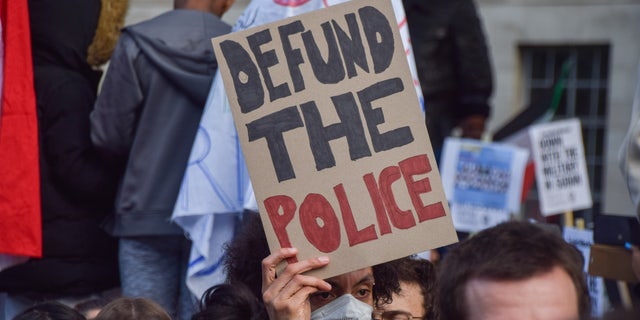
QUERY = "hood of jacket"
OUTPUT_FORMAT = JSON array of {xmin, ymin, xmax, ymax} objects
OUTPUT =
[
  {"xmin": 28, "ymin": 0, "xmax": 101, "ymax": 78},
  {"xmin": 123, "ymin": 9, "xmax": 231, "ymax": 107}
]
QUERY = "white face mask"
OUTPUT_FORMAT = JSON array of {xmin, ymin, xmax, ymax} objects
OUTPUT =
[{"xmin": 310, "ymin": 294, "xmax": 373, "ymax": 320}]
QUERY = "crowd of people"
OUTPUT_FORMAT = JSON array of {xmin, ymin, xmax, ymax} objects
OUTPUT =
[
  {"xmin": 9, "ymin": 218, "xmax": 640, "ymax": 319},
  {"xmin": 1, "ymin": 0, "xmax": 640, "ymax": 319}
]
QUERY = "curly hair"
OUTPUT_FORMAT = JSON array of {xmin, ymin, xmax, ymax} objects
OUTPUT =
[
  {"xmin": 192, "ymin": 283, "xmax": 267, "ymax": 320},
  {"xmin": 379, "ymin": 257, "xmax": 439, "ymax": 320},
  {"xmin": 224, "ymin": 210, "xmax": 270, "ymax": 300}
]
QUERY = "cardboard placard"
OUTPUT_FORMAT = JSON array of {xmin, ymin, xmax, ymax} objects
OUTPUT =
[
  {"xmin": 588, "ymin": 243, "xmax": 637, "ymax": 283},
  {"xmin": 529, "ymin": 119, "xmax": 593, "ymax": 216},
  {"xmin": 211, "ymin": 0, "xmax": 457, "ymax": 278}
]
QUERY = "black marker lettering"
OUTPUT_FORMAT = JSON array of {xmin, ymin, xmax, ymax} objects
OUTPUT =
[
  {"xmin": 247, "ymin": 29, "xmax": 291, "ymax": 102},
  {"xmin": 246, "ymin": 106, "xmax": 303, "ymax": 182},
  {"xmin": 359, "ymin": 6, "xmax": 394, "ymax": 74},
  {"xmin": 358, "ymin": 78, "xmax": 413, "ymax": 152},
  {"xmin": 301, "ymin": 93, "xmax": 371, "ymax": 171},
  {"xmin": 302, "ymin": 22, "xmax": 345, "ymax": 84},
  {"xmin": 279, "ymin": 20, "xmax": 306, "ymax": 93},
  {"xmin": 332, "ymin": 13, "xmax": 369, "ymax": 78},
  {"xmin": 219, "ymin": 40, "xmax": 264, "ymax": 113}
]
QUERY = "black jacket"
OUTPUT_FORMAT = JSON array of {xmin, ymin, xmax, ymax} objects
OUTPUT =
[
  {"xmin": 91, "ymin": 10, "xmax": 231, "ymax": 236},
  {"xmin": 403, "ymin": 0, "xmax": 493, "ymax": 150},
  {"xmin": 0, "ymin": 0, "xmax": 120, "ymax": 295}
]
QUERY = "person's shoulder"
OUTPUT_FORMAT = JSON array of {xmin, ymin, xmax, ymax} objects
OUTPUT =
[
  {"xmin": 132, "ymin": 9, "xmax": 226, "ymax": 29},
  {"xmin": 131, "ymin": 10, "xmax": 178, "ymax": 26},
  {"xmin": 123, "ymin": 10, "xmax": 187, "ymax": 36},
  {"xmin": 111, "ymin": 29, "xmax": 139, "ymax": 58},
  {"xmin": 127, "ymin": 9, "xmax": 229, "ymax": 40}
]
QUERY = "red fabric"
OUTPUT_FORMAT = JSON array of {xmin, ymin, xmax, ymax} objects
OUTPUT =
[
  {"xmin": 0, "ymin": 0, "xmax": 42, "ymax": 257},
  {"xmin": 520, "ymin": 161, "xmax": 536, "ymax": 203}
]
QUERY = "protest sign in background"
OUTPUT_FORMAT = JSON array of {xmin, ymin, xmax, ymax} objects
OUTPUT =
[
  {"xmin": 440, "ymin": 138, "xmax": 529, "ymax": 232},
  {"xmin": 212, "ymin": 0, "xmax": 457, "ymax": 278},
  {"xmin": 529, "ymin": 118, "xmax": 592, "ymax": 216},
  {"xmin": 563, "ymin": 227, "xmax": 607, "ymax": 317}
]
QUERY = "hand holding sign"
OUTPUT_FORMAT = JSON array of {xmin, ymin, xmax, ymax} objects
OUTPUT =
[{"xmin": 262, "ymin": 247, "xmax": 331, "ymax": 320}]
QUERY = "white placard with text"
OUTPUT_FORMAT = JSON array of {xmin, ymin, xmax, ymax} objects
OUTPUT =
[{"xmin": 530, "ymin": 119, "xmax": 592, "ymax": 216}]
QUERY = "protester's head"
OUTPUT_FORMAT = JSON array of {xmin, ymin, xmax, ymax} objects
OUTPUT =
[
  {"xmin": 226, "ymin": 211, "xmax": 399, "ymax": 318},
  {"xmin": 438, "ymin": 221, "xmax": 589, "ymax": 320},
  {"xmin": 28, "ymin": 0, "xmax": 100, "ymax": 70},
  {"xmin": 12, "ymin": 301, "xmax": 86, "ymax": 320},
  {"xmin": 92, "ymin": 297, "xmax": 171, "ymax": 320},
  {"xmin": 375, "ymin": 257, "xmax": 438, "ymax": 320},
  {"xmin": 192, "ymin": 283, "xmax": 266, "ymax": 320},
  {"xmin": 306, "ymin": 267, "xmax": 376, "ymax": 319},
  {"xmin": 261, "ymin": 252, "xmax": 400, "ymax": 320},
  {"xmin": 312, "ymin": 261, "xmax": 398, "ymax": 308}
]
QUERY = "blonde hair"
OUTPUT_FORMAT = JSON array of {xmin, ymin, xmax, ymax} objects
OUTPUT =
[
  {"xmin": 93, "ymin": 297, "xmax": 172, "ymax": 320},
  {"xmin": 87, "ymin": 0, "xmax": 129, "ymax": 67}
]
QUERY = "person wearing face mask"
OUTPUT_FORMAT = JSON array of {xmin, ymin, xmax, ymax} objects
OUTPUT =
[
  {"xmin": 262, "ymin": 250, "xmax": 411, "ymax": 320},
  {"xmin": 262, "ymin": 248, "xmax": 377, "ymax": 320},
  {"xmin": 221, "ymin": 212, "xmax": 400, "ymax": 320},
  {"xmin": 437, "ymin": 221, "xmax": 589, "ymax": 320},
  {"xmin": 309, "ymin": 293, "xmax": 374, "ymax": 320}
]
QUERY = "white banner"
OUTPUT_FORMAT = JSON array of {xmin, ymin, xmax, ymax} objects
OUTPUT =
[
  {"xmin": 171, "ymin": 72, "xmax": 256, "ymax": 298},
  {"xmin": 563, "ymin": 227, "xmax": 607, "ymax": 317},
  {"xmin": 529, "ymin": 119, "xmax": 592, "ymax": 216}
]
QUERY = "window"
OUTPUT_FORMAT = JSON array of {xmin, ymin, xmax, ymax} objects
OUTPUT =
[{"xmin": 519, "ymin": 44, "xmax": 610, "ymax": 226}]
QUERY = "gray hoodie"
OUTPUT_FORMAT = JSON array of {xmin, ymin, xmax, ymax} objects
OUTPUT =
[{"xmin": 91, "ymin": 9, "xmax": 231, "ymax": 236}]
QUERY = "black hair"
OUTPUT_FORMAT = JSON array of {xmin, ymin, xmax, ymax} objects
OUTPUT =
[
  {"xmin": 192, "ymin": 283, "xmax": 267, "ymax": 320},
  {"xmin": 380, "ymin": 257, "xmax": 439, "ymax": 320},
  {"xmin": 224, "ymin": 210, "xmax": 270, "ymax": 300},
  {"xmin": 13, "ymin": 301, "xmax": 86, "ymax": 320}
]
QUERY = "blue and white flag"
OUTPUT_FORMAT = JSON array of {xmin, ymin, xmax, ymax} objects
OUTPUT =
[{"xmin": 171, "ymin": 71, "xmax": 256, "ymax": 298}]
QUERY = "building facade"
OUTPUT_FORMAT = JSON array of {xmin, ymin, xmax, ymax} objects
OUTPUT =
[{"xmin": 478, "ymin": 0, "xmax": 640, "ymax": 221}]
